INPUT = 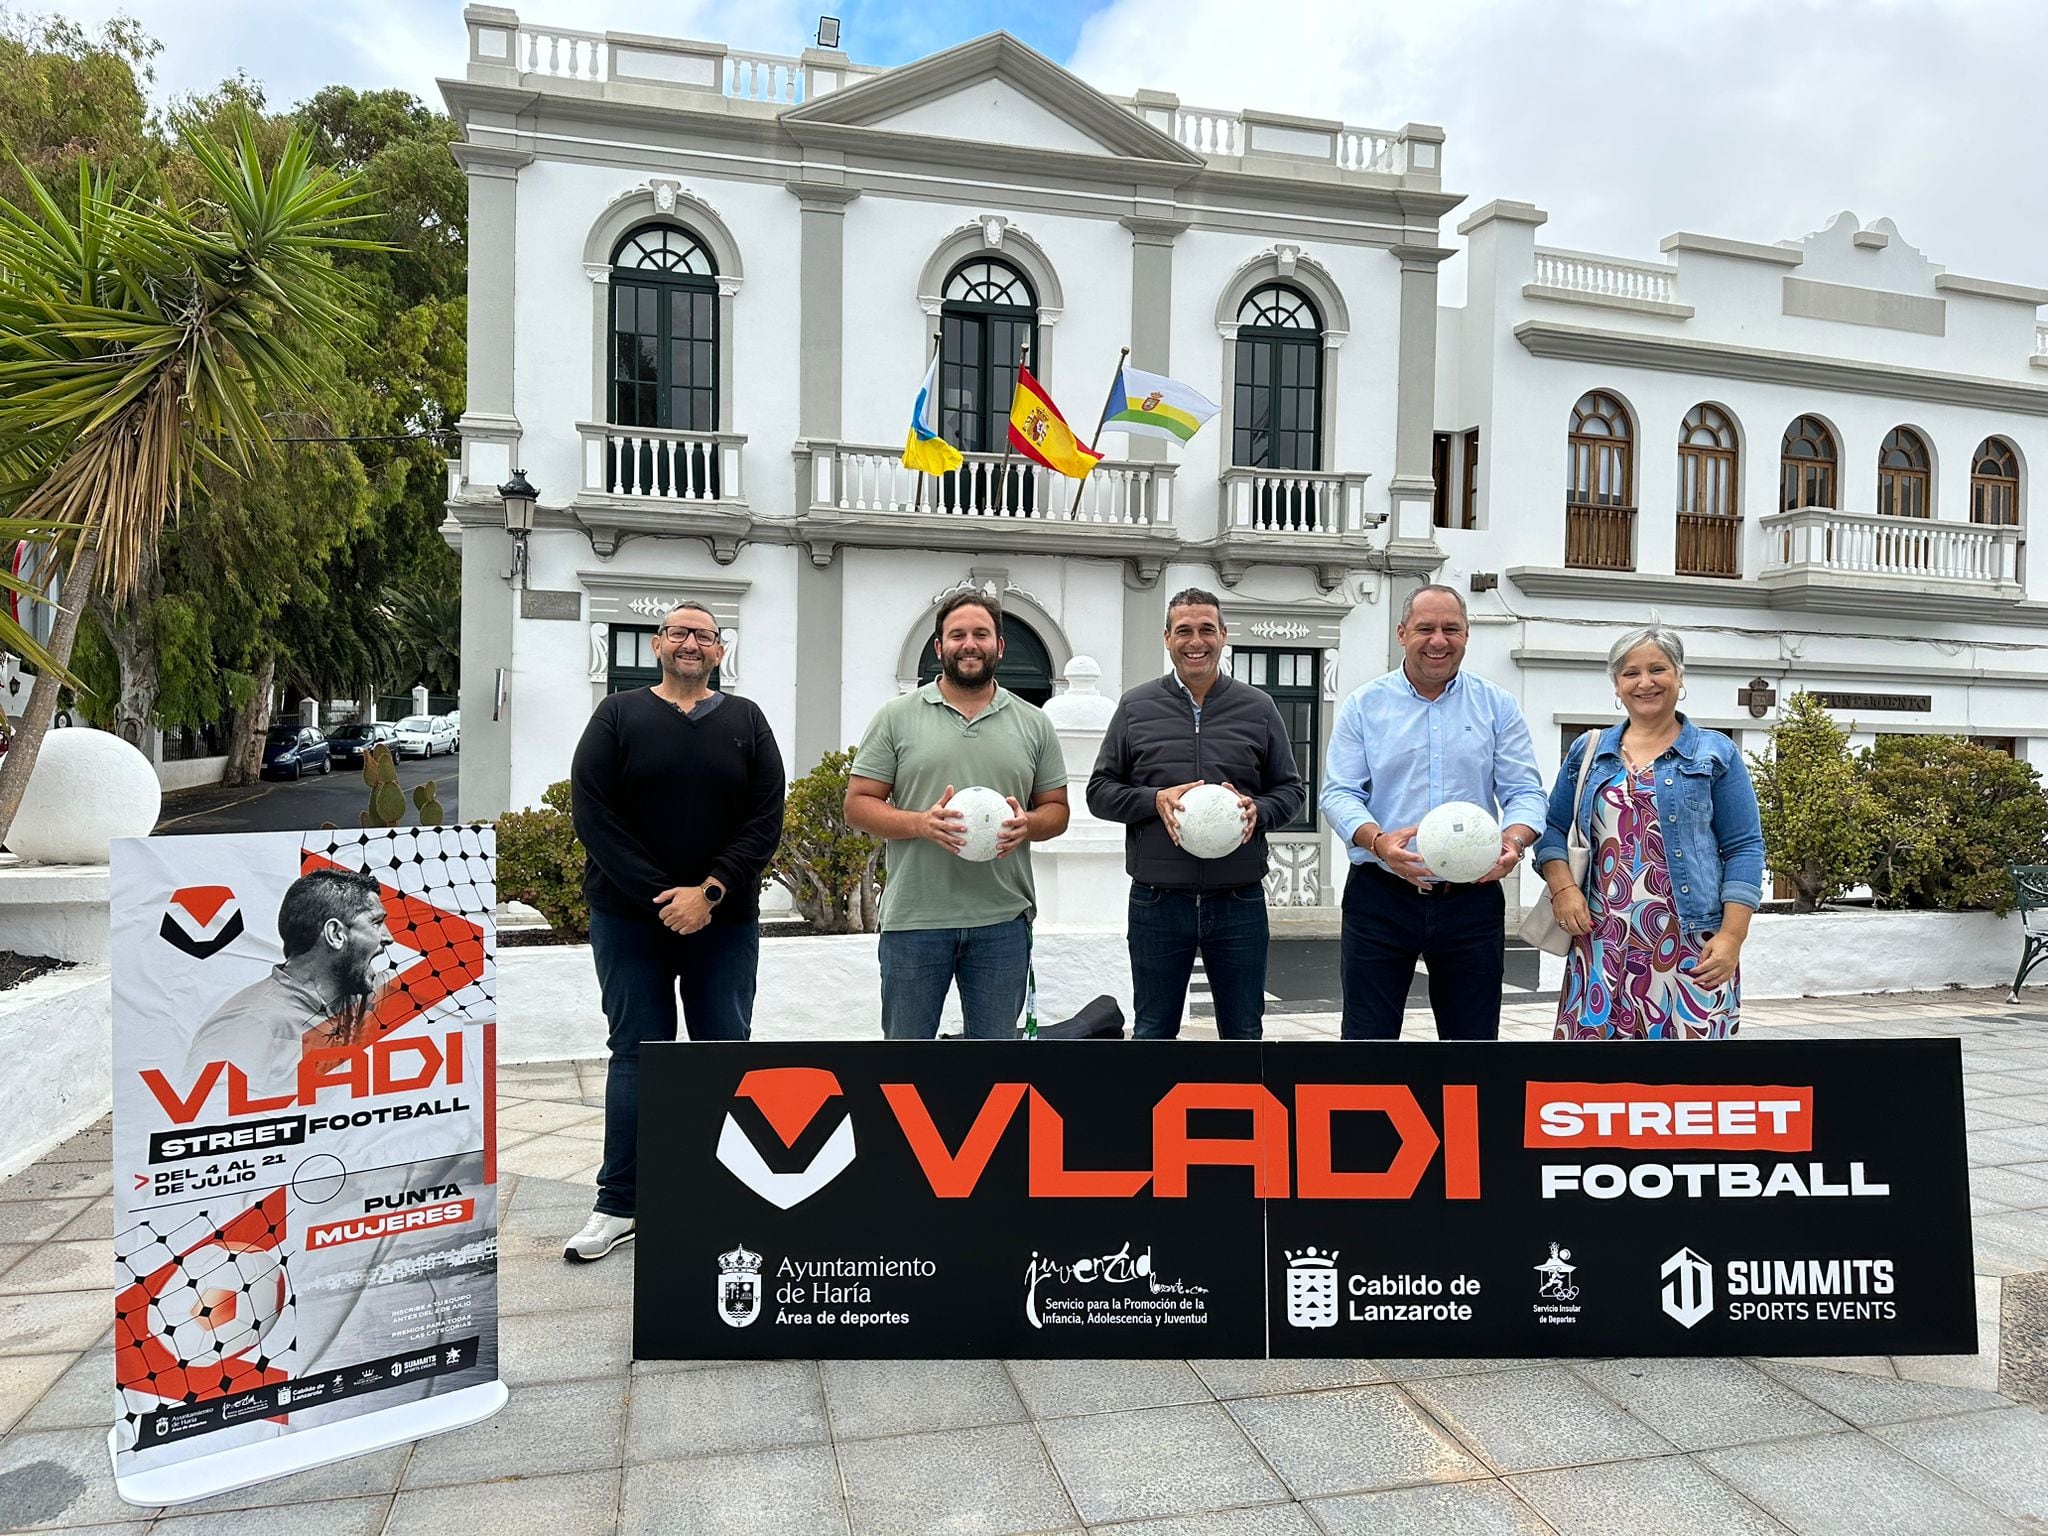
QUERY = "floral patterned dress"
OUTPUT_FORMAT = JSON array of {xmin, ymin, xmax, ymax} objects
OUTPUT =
[{"xmin": 1554, "ymin": 762, "xmax": 1740, "ymax": 1040}]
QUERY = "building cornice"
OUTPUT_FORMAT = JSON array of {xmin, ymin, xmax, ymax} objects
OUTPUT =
[
  {"xmin": 1507, "ymin": 564, "xmax": 2048, "ymax": 624},
  {"xmin": 1934, "ymin": 272, "xmax": 2048, "ymax": 306},
  {"xmin": 448, "ymin": 141, "xmax": 534, "ymax": 178},
  {"xmin": 1657, "ymin": 231, "xmax": 1803, "ymax": 266},
  {"xmin": 1515, "ymin": 647, "xmax": 2048, "ymax": 687},
  {"xmin": 1512, "ymin": 321, "xmax": 2048, "ymax": 416}
]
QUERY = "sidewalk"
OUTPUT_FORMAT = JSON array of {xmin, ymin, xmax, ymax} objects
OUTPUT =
[{"xmin": 4, "ymin": 989, "xmax": 2047, "ymax": 1533}]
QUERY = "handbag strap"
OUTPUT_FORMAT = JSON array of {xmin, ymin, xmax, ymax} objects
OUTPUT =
[{"xmin": 1566, "ymin": 729, "xmax": 1599, "ymax": 851}]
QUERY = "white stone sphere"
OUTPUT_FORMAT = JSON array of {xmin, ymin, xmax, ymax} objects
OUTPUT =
[
  {"xmin": 1177, "ymin": 783, "xmax": 1244, "ymax": 860},
  {"xmin": 10, "ymin": 727, "xmax": 162, "ymax": 864},
  {"xmin": 1415, "ymin": 800, "xmax": 1502, "ymax": 884},
  {"xmin": 949, "ymin": 785, "xmax": 1011, "ymax": 863}
]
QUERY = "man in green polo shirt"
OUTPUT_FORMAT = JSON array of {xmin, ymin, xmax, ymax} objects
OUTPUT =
[{"xmin": 845, "ymin": 590, "xmax": 1070, "ymax": 1038}]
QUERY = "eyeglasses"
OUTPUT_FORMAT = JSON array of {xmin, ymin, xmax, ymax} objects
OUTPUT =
[{"xmin": 659, "ymin": 626, "xmax": 722, "ymax": 645}]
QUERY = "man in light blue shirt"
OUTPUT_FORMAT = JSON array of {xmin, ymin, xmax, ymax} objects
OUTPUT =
[{"xmin": 1320, "ymin": 584, "xmax": 1547, "ymax": 1040}]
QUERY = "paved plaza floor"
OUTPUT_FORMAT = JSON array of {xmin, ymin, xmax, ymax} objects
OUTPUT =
[{"xmin": 5, "ymin": 987, "xmax": 2048, "ymax": 1533}]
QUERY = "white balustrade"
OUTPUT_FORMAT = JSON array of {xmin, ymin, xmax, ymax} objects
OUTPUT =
[
  {"xmin": 725, "ymin": 50, "xmax": 806, "ymax": 104},
  {"xmin": 817, "ymin": 448, "xmax": 1168, "ymax": 527},
  {"xmin": 2035, "ymin": 323, "xmax": 2048, "ymax": 358},
  {"xmin": 518, "ymin": 25, "xmax": 606, "ymax": 81},
  {"xmin": 1337, "ymin": 128, "xmax": 1396, "ymax": 172},
  {"xmin": 580, "ymin": 425, "xmax": 743, "ymax": 503},
  {"xmin": 1533, "ymin": 247, "xmax": 1680, "ymax": 306},
  {"xmin": 1761, "ymin": 507, "xmax": 2021, "ymax": 586},
  {"xmin": 1220, "ymin": 469, "xmax": 1369, "ymax": 536},
  {"xmin": 1172, "ymin": 107, "xmax": 1244, "ymax": 157}
]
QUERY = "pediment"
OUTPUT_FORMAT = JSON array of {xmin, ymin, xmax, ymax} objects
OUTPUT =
[{"xmin": 784, "ymin": 33, "xmax": 1201, "ymax": 167}]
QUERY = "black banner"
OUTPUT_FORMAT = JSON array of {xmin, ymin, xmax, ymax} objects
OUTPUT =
[{"xmin": 635, "ymin": 1040, "xmax": 1974, "ymax": 1360}]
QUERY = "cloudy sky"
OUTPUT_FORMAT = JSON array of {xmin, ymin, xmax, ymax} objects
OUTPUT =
[{"xmin": 38, "ymin": 0, "xmax": 2048, "ymax": 300}]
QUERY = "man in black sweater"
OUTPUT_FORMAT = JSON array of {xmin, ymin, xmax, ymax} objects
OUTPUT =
[
  {"xmin": 1087, "ymin": 588, "xmax": 1303, "ymax": 1039},
  {"xmin": 564, "ymin": 601, "xmax": 784, "ymax": 1262}
]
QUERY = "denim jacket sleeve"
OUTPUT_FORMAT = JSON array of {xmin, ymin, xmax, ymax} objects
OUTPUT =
[
  {"xmin": 1531, "ymin": 733, "xmax": 1590, "ymax": 873},
  {"xmin": 1712, "ymin": 744, "xmax": 1766, "ymax": 911}
]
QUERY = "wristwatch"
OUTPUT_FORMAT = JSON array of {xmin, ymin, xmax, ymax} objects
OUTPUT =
[{"xmin": 703, "ymin": 879, "xmax": 726, "ymax": 907}]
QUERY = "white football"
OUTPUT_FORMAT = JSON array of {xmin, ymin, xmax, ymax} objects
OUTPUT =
[
  {"xmin": 1415, "ymin": 800, "xmax": 1503, "ymax": 884},
  {"xmin": 950, "ymin": 785, "xmax": 1011, "ymax": 863},
  {"xmin": 164, "ymin": 1239, "xmax": 288, "ymax": 1367},
  {"xmin": 1177, "ymin": 783, "xmax": 1245, "ymax": 859}
]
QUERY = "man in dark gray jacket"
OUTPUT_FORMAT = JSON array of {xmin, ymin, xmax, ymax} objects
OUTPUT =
[{"xmin": 1087, "ymin": 588, "xmax": 1304, "ymax": 1038}]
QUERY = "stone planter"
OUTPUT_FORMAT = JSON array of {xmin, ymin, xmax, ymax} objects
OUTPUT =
[
  {"xmin": 1535, "ymin": 907, "xmax": 2030, "ymax": 1000},
  {"xmin": 0, "ymin": 966, "xmax": 111, "ymax": 1178},
  {"xmin": 0, "ymin": 856, "xmax": 110, "ymax": 963}
]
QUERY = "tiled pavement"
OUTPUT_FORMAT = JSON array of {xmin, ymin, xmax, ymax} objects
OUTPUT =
[{"xmin": 5, "ymin": 990, "xmax": 2048, "ymax": 1533}]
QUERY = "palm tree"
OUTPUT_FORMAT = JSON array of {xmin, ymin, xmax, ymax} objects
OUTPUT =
[{"xmin": 0, "ymin": 117, "xmax": 373, "ymax": 841}]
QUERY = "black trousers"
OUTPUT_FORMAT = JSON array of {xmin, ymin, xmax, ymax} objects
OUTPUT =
[{"xmin": 1339, "ymin": 863, "xmax": 1505, "ymax": 1041}]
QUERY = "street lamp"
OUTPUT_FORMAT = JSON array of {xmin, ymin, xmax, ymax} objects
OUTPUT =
[{"xmin": 498, "ymin": 468, "xmax": 537, "ymax": 588}]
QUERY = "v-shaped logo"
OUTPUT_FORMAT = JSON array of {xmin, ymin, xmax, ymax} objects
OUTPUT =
[
  {"xmin": 715, "ymin": 1067, "xmax": 856, "ymax": 1210},
  {"xmin": 159, "ymin": 886, "xmax": 245, "ymax": 960}
]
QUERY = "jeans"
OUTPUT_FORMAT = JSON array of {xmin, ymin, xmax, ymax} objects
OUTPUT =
[
  {"xmin": 878, "ymin": 915, "xmax": 1029, "ymax": 1039},
  {"xmin": 1128, "ymin": 882, "xmax": 1269, "ymax": 1040},
  {"xmin": 590, "ymin": 908, "xmax": 758, "ymax": 1217},
  {"xmin": 1340, "ymin": 863, "xmax": 1504, "ymax": 1041}
]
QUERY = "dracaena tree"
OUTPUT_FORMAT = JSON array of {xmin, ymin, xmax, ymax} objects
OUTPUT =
[{"xmin": 0, "ymin": 114, "xmax": 375, "ymax": 842}]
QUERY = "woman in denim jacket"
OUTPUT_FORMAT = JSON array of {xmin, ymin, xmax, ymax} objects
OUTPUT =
[{"xmin": 1533, "ymin": 624, "xmax": 1764, "ymax": 1039}]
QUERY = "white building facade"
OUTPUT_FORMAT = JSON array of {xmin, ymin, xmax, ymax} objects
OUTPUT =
[
  {"xmin": 1438, "ymin": 204, "xmax": 2048, "ymax": 819},
  {"xmin": 444, "ymin": 9, "xmax": 2048, "ymax": 908}
]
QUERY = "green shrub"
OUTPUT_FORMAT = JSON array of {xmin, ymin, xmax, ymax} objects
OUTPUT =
[
  {"xmin": 1749, "ymin": 691, "xmax": 1877, "ymax": 912},
  {"xmin": 1860, "ymin": 736, "xmax": 2048, "ymax": 914},
  {"xmin": 768, "ymin": 746, "xmax": 885, "ymax": 933},
  {"xmin": 496, "ymin": 779, "xmax": 588, "ymax": 942}
]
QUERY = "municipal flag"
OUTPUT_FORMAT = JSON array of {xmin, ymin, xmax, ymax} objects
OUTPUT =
[
  {"xmin": 1099, "ymin": 365, "xmax": 1219, "ymax": 445},
  {"xmin": 902, "ymin": 352, "xmax": 964, "ymax": 475},
  {"xmin": 1006, "ymin": 367, "xmax": 1103, "ymax": 480}
]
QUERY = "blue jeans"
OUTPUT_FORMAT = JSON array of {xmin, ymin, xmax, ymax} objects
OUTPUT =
[
  {"xmin": 1340, "ymin": 863, "xmax": 1504, "ymax": 1041},
  {"xmin": 590, "ymin": 908, "xmax": 758, "ymax": 1217},
  {"xmin": 878, "ymin": 916, "xmax": 1029, "ymax": 1039},
  {"xmin": 1128, "ymin": 883, "xmax": 1269, "ymax": 1040}
]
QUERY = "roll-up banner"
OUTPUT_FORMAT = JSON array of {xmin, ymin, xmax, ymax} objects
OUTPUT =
[
  {"xmin": 108, "ymin": 828, "xmax": 506, "ymax": 1507},
  {"xmin": 637, "ymin": 1040, "xmax": 1974, "ymax": 1360}
]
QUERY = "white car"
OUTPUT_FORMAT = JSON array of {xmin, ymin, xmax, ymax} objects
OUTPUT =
[
  {"xmin": 446, "ymin": 710, "xmax": 460, "ymax": 751},
  {"xmin": 392, "ymin": 714, "xmax": 457, "ymax": 758}
]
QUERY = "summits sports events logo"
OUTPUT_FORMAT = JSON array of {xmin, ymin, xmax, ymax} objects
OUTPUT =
[
  {"xmin": 160, "ymin": 886, "xmax": 245, "ymax": 960},
  {"xmin": 715, "ymin": 1068, "xmax": 856, "ymax": 1210}
]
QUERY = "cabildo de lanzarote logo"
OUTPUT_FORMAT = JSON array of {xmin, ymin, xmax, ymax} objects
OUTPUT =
[{"xmin": 714, "ymin": 1068, "xmax": 857, "ymax": 1210}]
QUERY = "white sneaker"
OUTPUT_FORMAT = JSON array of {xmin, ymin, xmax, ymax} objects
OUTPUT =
[{"xmin": 563, "ymin": 1210, "xmax": 636, "ymax": 1263}]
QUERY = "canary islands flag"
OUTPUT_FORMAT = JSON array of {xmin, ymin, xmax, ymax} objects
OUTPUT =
[
  {"xmin": 902, "ymin": 352, "xmax": 964, "ymax": 475},
  {"xmin": 1101, "ymin": 365, "xmax": 1220, "ymax": 445},
  {"xmin": 1007, "ymin": 367, "xmax": 1103, "ymax": 480}
]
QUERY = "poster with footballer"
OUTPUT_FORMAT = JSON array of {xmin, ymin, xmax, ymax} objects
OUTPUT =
[{"xmin": 107, "ymin": 827, "xmax": 507, "ymax": 1505}]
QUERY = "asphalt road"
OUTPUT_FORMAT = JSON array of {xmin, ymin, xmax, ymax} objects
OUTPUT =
[{"xmin": 153, "ymin": 751, "xmax": 461, "ymax": 836}]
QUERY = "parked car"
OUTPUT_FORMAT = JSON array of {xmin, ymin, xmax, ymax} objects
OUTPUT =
[
  {"xmin": 392, "ymin": 714, "xmax": 457, "ymax": 758},
  {"xmin": 262, "ymin": 724, "xmax": 331, "ymax": 779},
  {"xmin": 327, "ymin": 720, "xmax": 397, "ymax": 768},
  {"xmin": 445, "ymin": 710, "xmax": 460, "ymax": 751}
]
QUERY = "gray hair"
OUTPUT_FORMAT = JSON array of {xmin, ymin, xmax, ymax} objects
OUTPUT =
[
  {"xmin": 1606, "ymin": 624, "xmax": 1686, "ymax": 681},
  {"xmin": 662, "ymin": 599, "xmax": 718, "ymax": 628},
  {"xmin": 1399, "ymin": 583, "xmax": 1468, "ymax": 626}
]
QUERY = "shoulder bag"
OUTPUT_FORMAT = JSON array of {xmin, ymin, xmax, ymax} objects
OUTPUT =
[{"xmin": 1518, "ymin": 730, "xmax": 1599, "ymax": 957}]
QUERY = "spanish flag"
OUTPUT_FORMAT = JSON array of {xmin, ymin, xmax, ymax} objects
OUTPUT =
[
  {"xmin": 1007, "ymin": 366, "xmax": 1103, "ymax": 480},
  {"xmin": 902, "ymin": 351, "xmax": 964, "ymax": 476}
]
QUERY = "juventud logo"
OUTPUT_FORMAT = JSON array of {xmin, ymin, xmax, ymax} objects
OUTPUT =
[{"xmin": 715, "ymin": 1068, "xmax": 857, "ymax": 1210}]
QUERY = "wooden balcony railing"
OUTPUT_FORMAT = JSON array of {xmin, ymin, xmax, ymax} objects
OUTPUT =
[
  {"xmin": 1676, "ymin": 513, "xmax": 1742, "ymax": 578},
  {"xmin": 1565, "ymin": 503, "xmax": 1635, "ymax": 570}
]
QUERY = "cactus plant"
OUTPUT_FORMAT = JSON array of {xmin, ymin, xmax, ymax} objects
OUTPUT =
[{"xmin": 358, "ymin": 742, "xmax": 442, "ymax": 827}]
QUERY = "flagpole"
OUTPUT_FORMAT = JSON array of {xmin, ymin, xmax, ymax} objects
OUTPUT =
[
  {"xmin": 995, "ymin": 339, "xmax": 1026, "ymax": 515},
  {"xmin": 917, "ymin": 331, "xmax": 940, "ymax": 512},
  {"xmin": 1069, "ymin": 345, "xmax": 1130, "ymax": 518}
]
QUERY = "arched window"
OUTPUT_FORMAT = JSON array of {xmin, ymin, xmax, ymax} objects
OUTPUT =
[
  {"xmin": 609, "ymin": 224, "xmax": 720, "ymax": 496},
  {"xmin": 1877, "ymin": 427, "xmax": 1931, "ymax": 518},
  {"xmin": 1780, "ymin": 416, "xmax": 1837, "ymax": 510},
  {"xmin": 916, "ymin": 614, "xmax": 1055, "ymax": 705},
  {"xmin": 1972, "ymin": 437, "xmax": 2020, "ymax": 525},
  {"xmin": 1231, "ymin": 284, "xmax": 1323, "ymax": 472},
  {"xmin": 1565, "ymin": 391, "xmax": 1634, "ymax": 570},
  {"xmin": 1676, "ymin": 403, "xmax": 1740, "ymax": 577},
  {"xmin": 940, "ymin": 258, "xmax": 1037, "ymax": 454}
]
